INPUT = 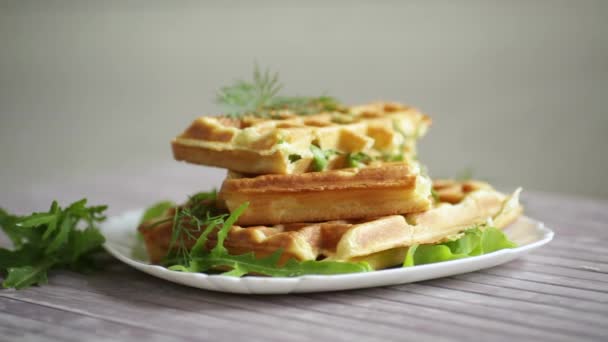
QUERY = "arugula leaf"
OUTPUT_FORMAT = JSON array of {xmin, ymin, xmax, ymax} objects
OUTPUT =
[
  {"xmin": 188, "ymin": 250, "xmax": 372, "ymax": 277},
  {"xmin": 140, "ymin": 201, "xmax": 174, "ymax": 223},
  {"xmin": 66, "ymin": 227, "xmax": 106, "ymax": 264},
  {"xmin": 189, "ymin": 219, "xmax": 221, "ymax": 257},
  {"xmin": 17, "ymin": 212, "xmax": 57, "ymax": 228},
  {"xmin": 41, "ymin": 202, "xmax": 60, "ymax": 240},
  {"xmin": 3, "ymin": 259, "xmax": 54, "ymax": 289},
  {"xmin": 0, "ymin": 199, "xmax": 107, "ymax": 289},
  {"xmin": 0, "ymin": 208, "xmax": 27, "ymax": 248},
  {"xmin": 0, "ymin": 246, "xmax": 40, "ymax": 270},
  {"xmin": 403, "ymin": 227, "xmax": 516, "ymax": 267},
  {"xmin": 212, "ymin": 203, "xmax": 249, "ymax": 256},
  {"xmin": 45, "ymin": 214, "xmax": 73, "ymax": 254}
]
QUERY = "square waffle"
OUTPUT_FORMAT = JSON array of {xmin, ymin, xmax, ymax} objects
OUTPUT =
[
  {"xmin": 218, "ymin": 162, "xmax": 432, "ymax": 226},
  {"xmin": 139, "ymin": 180, "xmax": 523, "ymax": 270},
  {"xmin": 172, "ymin": 102, "xmax": 431, "ymax": 174}
]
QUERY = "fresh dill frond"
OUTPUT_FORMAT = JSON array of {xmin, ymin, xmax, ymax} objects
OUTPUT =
[
  {"xmin": 216, "ymin": 65, "xmax": 282, "ymax": 118},
  {"xmin": 163, "ymin": 190, "xmax": 228, "ymax": 266},
  {"xmin": 216, "ymin": 64, "xmax": 343, "ymax": 118}
]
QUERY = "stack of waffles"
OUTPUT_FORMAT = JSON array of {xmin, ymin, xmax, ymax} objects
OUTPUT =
[{"xmin": 140, "ymin": 102, "xmax": 523, "ymax": 269}]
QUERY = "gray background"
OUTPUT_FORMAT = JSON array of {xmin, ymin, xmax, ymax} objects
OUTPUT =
[{"xmin": 1, "ymin": 0, "xmax": 607, "ymax": 210}]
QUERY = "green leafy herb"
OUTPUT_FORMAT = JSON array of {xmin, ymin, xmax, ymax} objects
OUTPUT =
[
  {"xmin": 163, "ymin": 191, "xmax": 228, "ymax": 267},
  {"xmin": 0, "ymin": 199, "xmax": 107, "ymax": 289},
  {"xmin": 164, "ymin": 202, "xmax": 372, "ymax": 277},
  {"xmin": 182, "ymin": 249, "xmax": 372, "ymax": 277},
  {"xmin": 403, "ymin": 226, "xmax": 516, "ymax": 267},
  {"xmin": 346, "ymin": 152, "xmax": 373, "ymax": 168},
  {"xmin": 309, "ymin": 145, "xmax": 339, "ymax": 172},
  {"xmin": 288, "ymin": 154, "xmax": 302, "ymax": 163},
  {"xmin": 216, "ymin": 64, "xmax": 342, "ymax": 118},
  {"xmin": 140, "ymin": 201, "xmax": 174, "ymax": 224}
]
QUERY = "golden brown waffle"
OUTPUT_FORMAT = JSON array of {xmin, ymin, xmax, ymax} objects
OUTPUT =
[
  {"xmin": 139, "ymin": 180, "xmax": 523, "ymax": 269},
  {"xmin": 219, "ymin": 162, "xmax": 432, "ymax": 226},
  {"xmin": 432, "ymin": 179, "xmax": 493, "ymax": 203},
  {"xmin": 172, "ymin": 102, "xmax": 431, "ymax": 174}
]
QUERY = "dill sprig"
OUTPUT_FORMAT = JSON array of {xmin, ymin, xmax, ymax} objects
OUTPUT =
[
  {"xmin": 216, "ymin": 65, "xmax": 343, "ymax": 118},
  {"xmin": 164, "ymin": 191, "xmax": 228, "ymax": 266}
]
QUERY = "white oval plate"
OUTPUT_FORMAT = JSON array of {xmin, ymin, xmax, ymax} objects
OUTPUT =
[{"xmin": 101, "ymin": 210, "xmax": 553, "ymax": 294}]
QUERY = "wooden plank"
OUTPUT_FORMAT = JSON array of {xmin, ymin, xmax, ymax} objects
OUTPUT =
[
  {"xmin": 386, "ymin": 281, "xmax": 607, "ymax": 326},
  {"xmin": 452, "ymin": 272, "xmax": 608, "ymax": 304},
  {"xmin": 0, "ymin": 310, "xmax": 109, "ymax": 342},
  {"xmin": 479, "ymin": 268, "xmax": 608, "ymax": 294},
  {"xmin": 305, "ymin": 290, "xmax": 594, "ymax": 342},
  {"xmin": 42, "ymin": 269, "xmax": 447, "ymax": 342},
  {"xmin": 0, "ymin": 289, "xmax": 336, "ymax": 342},
  {"xmin": 529, "ymin": 250, "xmax": 608, "ymax": 266},
  {"xmin": 523, "ymin": 198, "xmax": 608, "ymax": 232},
  {"xmin": 548, "ymin": 238, "xmax": 608, "ymax": 254},
  {"xmin": 360, "ymin": 287, "xmax": 606, "ymax": 341},
  {"xmin": 7, "ymin": 265, "xmax": 606, "ymax": 342},
  {"xmin": 524, "ymin": 254, "xmax": 607, "ymax": 273},
  {"xmin": 282, "ymin": 293, "xmax": 540, "ymax": 341},
  {"xmin": 526, "ymin": 210, "xmax": 608, "ymax": 236},
  {"xmin": 501, "ymin": 259, "xmax": 608, "ymax": 282},
  {"xmin": 0, "ymin": 296, "xmax": 185, "ymax": 342},
  {"xmin": 426, "ymin": 277, "xmax": 608, "ymax": 314},
  {"xmin": 0, "ymin": 270, "xmax": 412, "ymax": 342}
]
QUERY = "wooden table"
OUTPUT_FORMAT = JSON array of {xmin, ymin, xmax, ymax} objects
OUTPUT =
[{"xmin": 1, "ymin": 164, "xmax": 607, "ymax": 341}]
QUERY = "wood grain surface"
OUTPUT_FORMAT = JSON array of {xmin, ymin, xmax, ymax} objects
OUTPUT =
[{"xmin": 1, "ymin": 165, "xmax": 607, "ymax": 342}]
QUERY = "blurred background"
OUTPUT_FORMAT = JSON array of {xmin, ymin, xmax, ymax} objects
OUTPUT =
[{"xmin": 1, "ymin": 0, "xmax": 607, "ymax": 213}]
